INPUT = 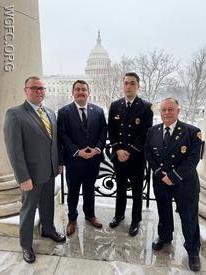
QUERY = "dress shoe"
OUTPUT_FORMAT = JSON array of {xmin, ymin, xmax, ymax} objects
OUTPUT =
[
  {"xmin": 22, "ymin": 247, "xmax": 36, "ymax": 263},
  {"xmin": 129, "ymin": 223, "xmax": 140, "ymax": 237},
  {"xmin": 66, "ymin": 222, "xmax": 76, "ymax": 236},
  {"xmin": 152, "ymin": 238, "xmax": 172, "ymax": 251},
  {"xmin": 85, "ymin": 216, "xmax": 103, "ymax": 228},
  {"xmin": 188, "ymin": 255, "xmax": 201, "ymax": 272},
  {"xmin": 41, "ymin": 231, "xmax": 66, "ymax": 242},
  {"xmin": 109, "ymin": 216, "xmax": 125, "ymax": 228}
]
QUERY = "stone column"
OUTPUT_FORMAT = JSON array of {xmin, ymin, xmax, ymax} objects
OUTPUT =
[
  {"xmin": 199, "ymin": 109, "xmax": 206, "ymax": 219},
  {"xmin": 0, "ymin": 0, "xmax": 42, "ymax": 218}
]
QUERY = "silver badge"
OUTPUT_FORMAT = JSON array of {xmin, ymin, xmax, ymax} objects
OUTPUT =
[{"xmin": 135, "ymin": 118, "xmax": 140, "ymax": 125}]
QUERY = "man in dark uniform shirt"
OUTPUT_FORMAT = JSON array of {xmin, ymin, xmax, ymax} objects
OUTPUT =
[
  {"xmin": 145, "ymin": 98, "xmax": 202, "ymax": 272},
  {"xmin": 108, "ymin": 72, "xmax": 153, "ymax": 236}
]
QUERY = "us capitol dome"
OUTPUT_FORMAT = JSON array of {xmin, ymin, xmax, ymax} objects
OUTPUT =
[{"xmin": 85, "ymin": 30, "xmax": 111, "ymax": 76}]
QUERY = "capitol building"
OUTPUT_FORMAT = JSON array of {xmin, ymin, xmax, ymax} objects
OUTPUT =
[{"xmin": 44, "ymin": 31, "xmax": 113, "ymax": 113}]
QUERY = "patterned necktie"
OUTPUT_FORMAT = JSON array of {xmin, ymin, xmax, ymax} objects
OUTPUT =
[
  {"xmin": 163, "ymin": 127, "xmax": 170, "ymax": 147},
  {"xmin": 79, "ymin": 107, "xmax": 87, "ymax": 128},
  {"xmin": 37, "ymin": 107, "xmax": 52, "ymax": 138}
]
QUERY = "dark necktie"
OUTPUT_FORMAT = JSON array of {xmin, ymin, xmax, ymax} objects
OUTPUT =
[
  {"xmin": 126, "ymin": 102, "xmax": 131, "ymax": 115},
  {"xmin": 163, "ymin": 127, "xmax": 171, "ymax": 147},
  {"xmin": 127, "ymin": 101, "xmax": 131, "ymax": 108},
  {"xmin": 79, "ymin": 108, "xmax": 87, "ymax": 128}
]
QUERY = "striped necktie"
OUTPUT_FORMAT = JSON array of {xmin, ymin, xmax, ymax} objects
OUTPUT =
[{"xmin": 37, "ymin": 107, "xmax": 52, "ymax": 138}]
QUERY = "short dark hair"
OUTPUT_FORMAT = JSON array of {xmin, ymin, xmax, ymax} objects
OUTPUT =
[
  {"xmin": 161, "ymin": 97, "xmax": 179, "ymax": 106},
  {"xmin": 25, "ymin": 76, "xmax": 41, "ymax": 86},
  {"xmin": 72, "ymin": 80, "xmax": 89, "ymax": 91},
  {"xmin": 123, "ymin": 72, "xmax": 140, "ymax": 83}
]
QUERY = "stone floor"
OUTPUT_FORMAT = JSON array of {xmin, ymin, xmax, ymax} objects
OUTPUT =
[{"xmin": 0, "ymin": 197, "xmax": 206, "ymax": 274}]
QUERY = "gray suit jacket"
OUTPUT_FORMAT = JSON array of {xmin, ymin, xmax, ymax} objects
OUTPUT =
[{"xmin": 4, "ymin": 101, "xmax": 59, "ymax": 185}]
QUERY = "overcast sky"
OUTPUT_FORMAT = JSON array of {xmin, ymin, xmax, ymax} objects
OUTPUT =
[{"xmin": 39, "ymin": 0, "xmax": 206, "ymax": 75}]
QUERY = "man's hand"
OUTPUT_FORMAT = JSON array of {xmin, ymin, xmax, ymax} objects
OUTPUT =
[
  {"xmin": 116, "ymin": 150, "xmax": 130, "ymax": 162},
  {"xmin": 79, "ymin": 147, "xmax": 100, "ymax": 159},
  {"xmin": 20, "ymin": 179, "xmax": 33, "ymax": 191},
  {"xmin": 78, "ymin": 149, "xmax": 89, "ymax": 159},
  {"xmin": 162, "ymin": 174, "xmax": 174, "ymax": 186}
]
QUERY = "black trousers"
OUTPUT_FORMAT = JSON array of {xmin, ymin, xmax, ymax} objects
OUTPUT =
[
  {"xmin": 113, "ymin": 156, "xmax": 145, "ymax": 225},
  {"xmin": 153, "ymin": 181, "xmax": 200, "ymax": 255},
  {"xmin": 20, "ymin": 177, "xmax": 55, "ymax": 249},
  {"xmin": 66, "ymin": 158, "xmax": 100, "ymax": 222}
]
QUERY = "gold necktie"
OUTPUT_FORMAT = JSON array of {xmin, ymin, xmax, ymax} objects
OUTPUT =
[{"xmin": 37, "ymin": 107, "xmax": 52, "ymax": 138}]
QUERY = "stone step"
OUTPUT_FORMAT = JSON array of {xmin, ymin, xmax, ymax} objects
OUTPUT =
[
  {"xmin": 0, "ymin": 180, "xmax": 19, "ymax": 191},
  {"xmin": 0, "ymin": 212, "xmax": 40, "ymax": 238},
  {"xmin": 0, "ymin": 179, "xmax": 62, "ymax": 235},
  {"xmin": 0, "ymin": 188, "xmax": 21, "ymax": 205},
  {"xmin": 0, "ymin": 201, "xmax": 21, "ymax": 218},
  {"xmin": 0, "ymin": 174, "xmax": 14, "ymax": 182}
]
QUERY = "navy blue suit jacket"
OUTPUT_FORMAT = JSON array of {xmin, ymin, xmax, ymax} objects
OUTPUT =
[{"xmin": 57, "ymin": 102, "xmax": 107, "ymax": 164}]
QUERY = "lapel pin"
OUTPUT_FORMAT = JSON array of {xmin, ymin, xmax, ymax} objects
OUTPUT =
[
  {"xmin": 135, "ymin": 118, "xmax": 140, "ymax": 125},
  {"xmin": 181, "ymin": 146, "xmax": 187, "ymax": 154}
]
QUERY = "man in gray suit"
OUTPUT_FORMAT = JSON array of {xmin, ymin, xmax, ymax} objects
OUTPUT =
[{"xmin": 4, "ymin": 76, "xmax": 66, "ymax": 264}]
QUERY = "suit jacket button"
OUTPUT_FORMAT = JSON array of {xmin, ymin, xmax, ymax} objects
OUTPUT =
[
  {"xmin": 128, "ymin": 134, "xmax": 131, "ymax": 136},
  {"xmin": 160, "ymin": 163, "xmax": 163, "ymax": 167},
  {"xmin": 171, "ymin": 155, "xmax": 175, "ymax": 158},
  {"xmin": 171, "ymin": 165, "xmax": 175, "ymax": 168}
]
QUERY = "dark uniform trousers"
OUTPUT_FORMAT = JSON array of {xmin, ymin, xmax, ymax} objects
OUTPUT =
[
  {"xmin": 113, "ymin": 154, "xmax": 145, "ymax": 224},
  {"xmin": 145, "ymin": 121, "xmax": 202, "ymax": 256},
  {"xmin": 108, "ymin": 96, "xmax": 153, "ymax": 225},
  {"xmin": 153, "ymin": 182, "xmax": 200, "ymax": 255}
]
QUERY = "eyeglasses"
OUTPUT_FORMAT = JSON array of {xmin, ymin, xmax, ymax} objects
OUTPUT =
[{"xmin": 25, "ymin": 86, "xmax": 47, "ymax": 92}]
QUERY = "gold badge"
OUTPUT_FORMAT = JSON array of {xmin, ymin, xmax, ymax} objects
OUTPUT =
[
  {"xmin": 181, "ymin": 146, "xmax": 187, "ymax": 154},
  {"xmin": 197, "ymin": 131, "xmax": 202, "ymax": 140},
  {"xmin": 114, "ymin": 115, "xmax": 120, "ymax": 120},
  {"xmin": 135, "ymin": 118, "xmax": 140, "ymax": 125}
]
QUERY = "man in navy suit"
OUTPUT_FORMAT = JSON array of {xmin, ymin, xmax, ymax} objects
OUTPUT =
[
  {"xmin": 57, "ymin": 80, "xmax": 107, "ymax": 236},
  {"xmin": 145, "ymin": 98, "xmax": 202, "ymax": 272}
]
